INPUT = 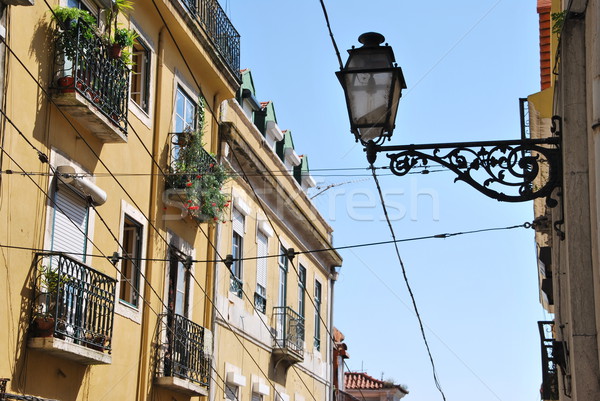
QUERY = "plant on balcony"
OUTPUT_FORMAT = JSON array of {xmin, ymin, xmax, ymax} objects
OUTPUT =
[
  {"xmin": 31, "ymin": 266, "xmax": 71, "ymax": 337},
  {"xmin": 167, "ymin": 103, "xmax": 229, "ymax": 222},
  {"xmin": 109, "ymin": 27, "xmax": 138, "ymax": 63},
  {"xmin": 170, "ymin": 132, "xmax": 229, "ymax": 222},
  {"xmin": 51, "ymin": 6, "xmax": 97, "ymax": 61}
]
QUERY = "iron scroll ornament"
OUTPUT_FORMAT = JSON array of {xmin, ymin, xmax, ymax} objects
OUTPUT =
[{"xmin": 368, "ymin": 117, "xmax": 562, "ymax": 206}]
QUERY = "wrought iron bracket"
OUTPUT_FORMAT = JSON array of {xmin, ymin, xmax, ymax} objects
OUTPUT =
[{"xmin": 365, "ymin": 119, "xmax": 562, "ymax": 205}]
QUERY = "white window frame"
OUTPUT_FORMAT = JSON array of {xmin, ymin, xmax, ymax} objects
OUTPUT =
[{"xmin": 127, "ymin": 20, "xmax": 156, "ymax": 128}]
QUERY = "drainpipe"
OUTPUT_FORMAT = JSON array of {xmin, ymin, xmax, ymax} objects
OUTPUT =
[
  {"xmin": 135, "ymin": 25, "xmax": 165, "ymax": 401},
  {"xmin": 207, "ymin": 93, "xmax": 222, "ymax": 401},
  {"xmin": 328, "ymin": 266, "xmax": 339, "ymax": 401}
]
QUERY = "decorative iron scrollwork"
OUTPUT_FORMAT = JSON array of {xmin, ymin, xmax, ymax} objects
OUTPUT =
[{"xmin": 386, "ymin": 138, "xmax": 561, "ymax": 205}]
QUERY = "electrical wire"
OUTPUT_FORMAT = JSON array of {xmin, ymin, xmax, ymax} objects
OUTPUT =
[
  {"xmin": 371, "ymin": 166, "xmax": 447, "ymax": 401},
  {"xmin": 0, "ymin": 221, "xmax": 532, "ymax": 264}
]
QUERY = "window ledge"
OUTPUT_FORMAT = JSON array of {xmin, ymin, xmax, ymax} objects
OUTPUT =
[
  {"xmin": 115, "ymin": 301, "xmax": 142, "ymax": 324},
  {"xmin": 28, "ymin": 336, "xmax": 112, "ymax": 365}
]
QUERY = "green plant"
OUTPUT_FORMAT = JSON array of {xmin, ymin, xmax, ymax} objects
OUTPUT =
[
  {"xmin": 33, "ymin": 265, "xmax": 71, "ymax": 320},
  {"xmin": 551, "ymin": 11, "xmax": 566, "ymax": 34},
  {"xmin": 51, "ymin": 6, "xmax": 97, "ymax": 61},
  {"xmin": 105, "ymin": 0, "xmax": 134, "ymax": 39},
  {"xmin": 113, "ymin": 27, "xmax": 138, "ymax": 47},
  {"xmin": 168, "ymin": 100, "xmax": 229, "ymax": 222}
]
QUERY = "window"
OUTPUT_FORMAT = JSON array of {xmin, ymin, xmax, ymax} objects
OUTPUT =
[
  {"xmin": 67, "ymin": 0, "xmax": 96, "ymax": 15},
  {"xmin": 175, "ymin": 85, "xmax": 197, "ymax": 132},
  {"xmin": 278, "ymin": 244, "xmax": 288, "ymax": 309},
  {"xmin": 298, "ymin": 265, "xmax": 306, "ymax": 318},
  {"xmin": 130, "ymin": 37, "xmax": 151, "ymax": 112},
  {"xmin": 119, "ymin": 215, "xmax": 142, "ymax": 307},
  {"xmin": 255, "ymin": 230, "xmax": 268, "ymax": 313},
  {"xmin": 251, "ymin": 392, "xmax": 263, "ymax": 401},
  {"xmin": 173, "ymin": 86, "xmax": 197, "ymax": 165},
  {"xmin": 225, "ymin": 384, "xmax": 238, "ymax": 401},
  {"xmin": 314, "ymin": 280, "xmax": 322, "ymax": 351},
  {"xmin": 168, "ymin": 248, "xmax": 191, "ymax": 317},
  {"xmin": 230, "ymin": 208, "xmax": 244, "ymax": 297},
  {"xmin": 50, "ymin": 184, "xmax": 89, "ymax": 263}
]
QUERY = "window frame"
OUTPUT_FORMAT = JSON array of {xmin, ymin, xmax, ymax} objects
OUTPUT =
[
  {"xmin": 230, "ymin": 207, "xmax": 245, "ymax": 298},
  {"xmin": 254, "ymin": 229, "xmax": 269, "ymax": 313},
  {"xmin": 115, "ymin": 201, "xmax": 148, "ymax": 324},
  {"xmin": 130, "ymin": 35, "xmax": 151, "ymax": 113},
  {"xmin": 118, "ymin": 214, "xmax": 143, "ymax": 307},
  {"xmin": 314, "ymin": 280, "xmax": 322, "ymax": 351},
  {"xmin": 298, "ymin": 264, "xmax": 306, "ymax": 318}
]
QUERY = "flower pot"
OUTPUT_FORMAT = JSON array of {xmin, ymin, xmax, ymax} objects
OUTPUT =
[
  {"xmin": 109, "ymin": 43, "xmax": 122, "ymax": 59},
  {"xmin": 32, "ymin": 316, "xmax": 55, "ymax": 337},
  {"xmin": 57, "ymin": 76, "xmax": 75, "ymax": 93}
]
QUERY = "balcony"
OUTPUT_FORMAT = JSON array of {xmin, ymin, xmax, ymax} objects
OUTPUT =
[
  {"xmin": 254, "ymin": 291, "xmax": 266, "ymax": 313},
  {"xmin": 272, "ymin": 306, "xmax": 304, "ymax": 365},
  {"xmin": 28, "ymin": 253, "xmax": 116, "ymax": 365},
  {"xmin": 52, "ymin": 18, "xmax": 129, "ymax": 143},
  {"xmin": 538, "ymin": 321, "xmax": 560, "ymax": 400},
  {"xmin": 171, "ymin": 0, "xmax": 240, "ymax": 82},
  {"xmin": 165, "ymin": 132, "xmax": 229, "ymax": 222},
  {"xmin": 155, "ymin": 313, "xmax": 211, "ymax": 396}
]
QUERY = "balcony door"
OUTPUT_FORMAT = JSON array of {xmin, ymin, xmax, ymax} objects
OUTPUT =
[
  {"xmin": 166, "ymin": 247, "xmax": 191, "ymax": 378},
  {"xmin": 276, "ymin": 245, "xmax": 288, "ymax": 346}
]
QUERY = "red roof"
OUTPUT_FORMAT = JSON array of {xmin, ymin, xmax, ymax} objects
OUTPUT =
[{"xmin": 345, "ymin": 372, "xmax": 408, "ymax": 394}]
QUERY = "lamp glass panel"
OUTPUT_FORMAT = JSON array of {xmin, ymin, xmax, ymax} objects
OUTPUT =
[{"xmin": 343, "ymin": 70, "xmax": 393, "ymax": 141}]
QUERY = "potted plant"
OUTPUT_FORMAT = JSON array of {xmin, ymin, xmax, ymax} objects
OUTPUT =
[
  {"xmin": 31, "ymin": 266, "xmax": 70, "ymax": 337},
  {"xmin": 50, "ymin": 6, "xmax": 97, "ymax": 92},
  {"xmin": 104, "ymin": 0, "xmax": 134, "ymax": 40},
  {"xmin": 109, "ymin": 27, "xmax": 138, "ymax": 61}
]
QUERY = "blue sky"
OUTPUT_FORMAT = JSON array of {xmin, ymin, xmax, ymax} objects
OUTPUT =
[{"xmin": 226, "ymin": 1, "xmax": 547, "ymax": 400}]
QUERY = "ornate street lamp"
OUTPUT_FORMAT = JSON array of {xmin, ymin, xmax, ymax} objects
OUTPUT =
[{"xmin": 337, "ymin": 32, "xmax": 562, "ymax": 206}]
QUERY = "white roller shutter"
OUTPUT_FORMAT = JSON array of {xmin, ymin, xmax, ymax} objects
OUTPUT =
[
  {"xmin": 232, "ymin": 208, "xmax": 245, "ymax": 235},
  {"xmin": 256, "ymin": 231, "xmax": 268, "ymax": 290},
  {"xmin": 51, "ymin": 186, "xmax": 89, "ymax": 262}
]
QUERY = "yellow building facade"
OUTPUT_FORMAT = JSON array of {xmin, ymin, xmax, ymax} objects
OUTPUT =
[
  {"xmin": 213, "ymin": 70, "xmax": 342, "ymax": 401},
  {"xmin": 0, "ymin": 0, "xmax": 255, "ymax": 399}
]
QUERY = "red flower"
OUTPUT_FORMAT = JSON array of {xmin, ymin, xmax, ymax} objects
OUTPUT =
[
  {"xmin": 188, "ymin": 206, "xmax": 199, "ymax": 210},
  {"xmin": 224, "ymin": 203, "xmax": 230, "ymax": 207},
  {"xmin": 187, "ymin": 200, "xmax": 192, "ymax": 203},
  {"xmin": 196, "ymin": 175, "xmax": 202, "ymax": 179},
  {"xmin": 211, "ymin": 202, "xmax": 216, "ymax": 207},
  {"xmin": 209, "ymin": 163, "xmax": 214, "ymax": 168},
  {"xmin": 186, "ymin": 181, "xmax": 192, "ymax": 187},
  {"xmin": 213, "ymin": 217, "xmax": 218, "ymax": 221}
]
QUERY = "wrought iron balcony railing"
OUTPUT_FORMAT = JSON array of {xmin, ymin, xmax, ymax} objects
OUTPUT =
[
  {"xmin": 176, "ymin": 0, "xmax": 240, "ymax": 80},
  {"xmin": 53, "ymin": 18, "xmax": 130, "ymax": 135},
  {"xmin": 538, "ymin": 321, "xmax": 560, "ymax": 400},
  {"xmin": 273, "ymin": 306, "xmax": 304, "ymax": 357},
  {"xmin": 229, "ymin": 275, "xmax": 243, "ymax": 298},
  {"xmin": 166, "ymin": 132, "xmax": 219, "ymax": 190},
  {"xmin": 155, "ymin": 313, "xmax": 211, "ymax": 389},
  {"xmin": 254, "ymin": 291, "xmax": 266, "ymax": 313},
  {"xmin": 31, "ymin": 253, "xmax": 116, "ymax": 353}
]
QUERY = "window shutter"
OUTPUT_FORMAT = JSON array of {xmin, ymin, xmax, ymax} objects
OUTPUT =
[
  {"xmin": 232, "ymin": 208, "xmax": 244, "ymax": 235},
  {"xmin": 251, "ymin": 393, "xmax": 262, "ymax": 401},
  {"xmin": 256, "ymin": 231, "xmax": 268, "ymax": 289},
  {"xmin": 51, "ymin": 186, "xmax": 89, "ymax": 262}
]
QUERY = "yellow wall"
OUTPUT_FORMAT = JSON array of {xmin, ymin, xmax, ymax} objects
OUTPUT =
[{"xmin": 1, "ymin": 0, "xmax": 238, "ymax": 399}]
